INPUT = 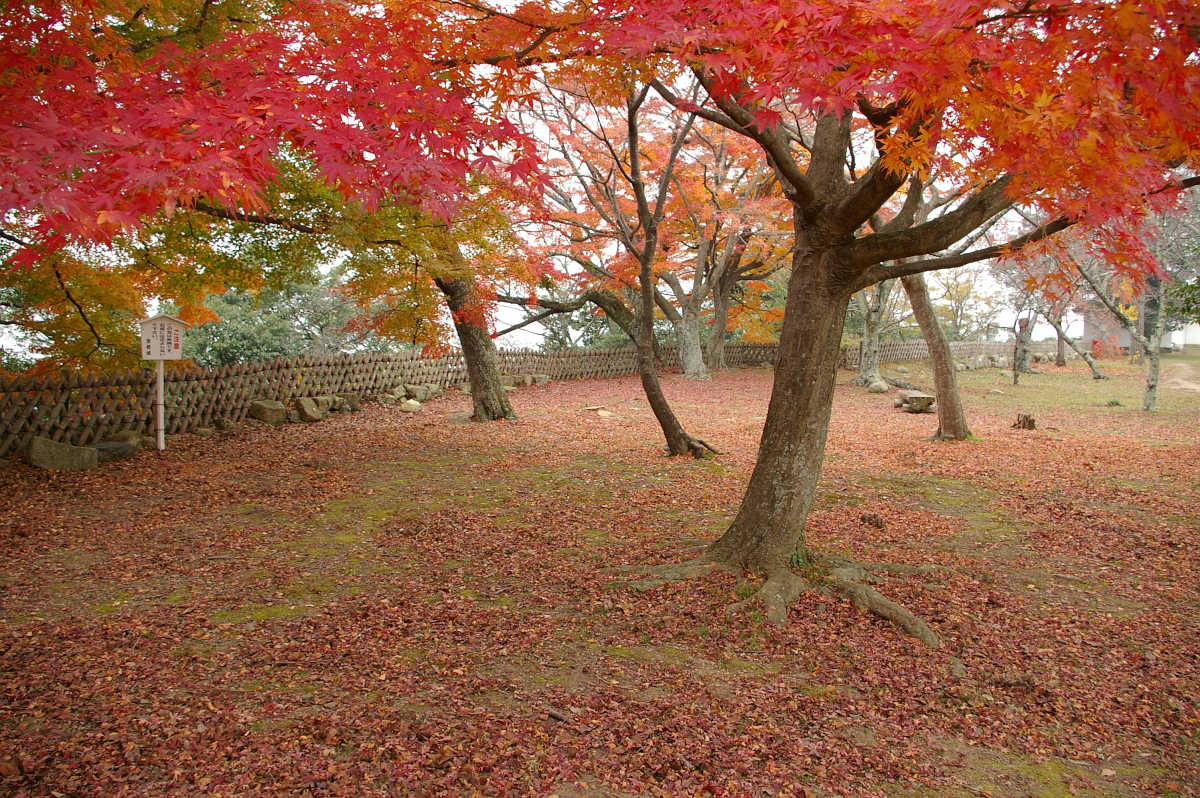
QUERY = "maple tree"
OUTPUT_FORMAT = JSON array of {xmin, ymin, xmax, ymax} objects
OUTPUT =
[
  {"xmin": 571, "ymin": 0, "xmax": 1200, "ymax": 635},
  {"xmin": 5, "ymin": 0, "xmax": 1200, "ymax": 640}
]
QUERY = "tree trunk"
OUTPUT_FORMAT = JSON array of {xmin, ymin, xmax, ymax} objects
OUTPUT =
[
  {"xmin": 1055, "ymin": 319, "xmax": 1067, "ymax": 366},
  {"xmin": 434, "ymin": 276, "xmax": 515, "ymax": 422},
  {"xmin": 708, "ymin": 261, "xmax": 847, "ymax": 571},
  {"xmin": 706, "ymin": 283, "xmax": 731, "ymax": 370},
  {"xmin": 1143, "ymin": 275, "xmax": 1164, "ymax": 412},
  {"xmin": 1014, "ymin": 316, "xmax": 1035, "ymax": 373},
  {"xmin": 675, "ymin": 308, "xmax": 709, "ymax": 379},
  {"xmin": 901, "ymin": 274, "xmax": 972, "ymax": 440},
  {"xmin": 1040, "ymin": 312, "xmax": 1106, "ymax": 379},
  {"xmin": 858, "ymin": 313, "xmax": 883, "ymax": 385},
  {"xmin": 851, "ymin": 280, "xmax": 891, "ymax": 386},
  {"xmin": 636, "ymin": 260, "xmax": 710, "ymax": 456}
]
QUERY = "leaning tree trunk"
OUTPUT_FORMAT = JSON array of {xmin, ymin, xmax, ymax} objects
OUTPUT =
[
  {"xmin": 434, "ymin": 276, "xmax": 515, "ymax": 422},
  {"xmin": 901, "ymin": 274, "xmax": 972, "ymax": 440},
  {"xmin": 709, "ymin": 263, "xmax": 848, "ymax": 572},
  {"xmin": 635, "ymin": 260, "xmax": 713, "ymax": 457},
  {"xmin": 1041, "ymin": 313, "xmax": 1106, "ymax": 379},
  {"xmin": 675, "ymin": 307, "xmax": 710, "ymax": 379}
]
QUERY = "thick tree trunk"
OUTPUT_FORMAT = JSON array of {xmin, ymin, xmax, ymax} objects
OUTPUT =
[
  {"xmin": 434, "ymin": 276, "xmax": 515, "ymax": 422},
  {"xmin": 675, "ymin": 308, "xmax": 709, "ymax": 379},
  {"xmin": 709, "ymin": 262, "xmax": 848, "ymax": 572},
  {"xmin": 1055, "ymin": 322, "xmax": 1067, "ymax": 366},
  {"xmin": 851, "ymin": 281, "xmax": 891, "ymax": 386},
  {"xmin": 858, "ymin": 315, "xmax": 883, "ymax": 385},
  {"xmin": 1041, "ymin": 312, "xmax": 1106, "ymax": 379},
  {"xmin": 901, "ymin": 274, "xmax": 972, "ymax": 440},
  {"xmin": 705, "ymin": 272, "xmax": 736, "ymax": 370}
]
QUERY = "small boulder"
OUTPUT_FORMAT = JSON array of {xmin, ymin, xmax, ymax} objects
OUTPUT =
[
  {"xmin": 94, "ymin": 440, "xmax": 139, "ymax": 462},
  {"xmin": 501, "ymin": 374, "xmax": 522, "ymax": 388},
  {"xmin": 296, "ymin": 397, "xmax": 326, "ymax": 422},
  {"xmin": 867, "ymin": 380, "xmax": 889, "ymax": 394},
  {"xmin": 422, "ymin": 383, "xmax": 443, "ymax": 398},
  {"xmin": 26, "ymin": 436, "xmax": 98, "ymax": 471},
  {"xmin": 897, "ymin": 389, "xmax": 936, "ymax": 414},
  {"xmin": 531, "ymin": 374, "xmax": 551, "ymax": 385},
  {"xmin": 287, "ymin": 408, "xmax": 301, "ymax": 423},
  {"xmin": 895, "ymin": 366, "xmax": 909, "ymax": 375},
  {"xmin": 249, "ymin": 399, "xmax": 287, "ymax": 426},
  {"xmin": 404, "ymin": 384, "xmax": 430, "ymax": 402},
  {"xmin": 315, "ymin": 394, "xmax": 336, "ymax": 412},
  {"xmin": 335, "ymin": 392, "xmax": 362, "ymax": 411},
  {"xmin": 105, "ymin": 430, "xmax": 144, "ymax": 446},
  {"xmin": 214, "ymin": 416, "xmax": 235, "ymax": 431},
  {"xmin": 399, "ymin": 399, "xmax": 421, "ymax": 413}
]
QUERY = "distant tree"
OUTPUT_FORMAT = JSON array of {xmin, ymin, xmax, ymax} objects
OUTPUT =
[{"xmin": 176, "ymin": 278, "xmax": 395, "ymax": 367}]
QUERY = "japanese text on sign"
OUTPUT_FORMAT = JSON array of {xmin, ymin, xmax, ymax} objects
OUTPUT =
[{"xmin": 141, "ymin": 318, "xmax": 184, "ymax": 360}]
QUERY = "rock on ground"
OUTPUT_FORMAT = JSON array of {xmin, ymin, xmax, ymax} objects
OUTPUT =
[
  {"xmin": 94, "ymin": 440, "xmax": 139, "ymax": 462},
  {"xmin": 248, "ymin": 400, "xmax": 287, "ymax": 425},
  {"xmin": 26, "ymin": 436, "xmax": 98, "ymax": 470},
  {"xmin": 296, "ymin": 397, "xmax": 326, "ymax": 423}
]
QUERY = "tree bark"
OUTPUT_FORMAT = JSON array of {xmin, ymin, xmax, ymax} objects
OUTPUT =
[
  {"xmin": 1014, "ymin": 316, "xmax": 1035, "ymax": 373},
  {"xmin": 675, "ymin": 307, "xmax": 709, "ymax": 379},
  {"xmin": 708, "ymin": 260, "xmax": 848, "ymax": 571},
  {"xmin": 636, "ymin": 261, "xmax": 711, "ymax": 456},
  {"xmin": 705, "ymin": 269, "xmax": 737, "ymax": 370},
  {"xmin": 851, "ymin": 280, "xmax": 891, "ymax": 386},
  {"xmin": 1143, "ymin": 275, "xmax": 1164, "ymax": 412},
  {"xmin": 434, "ymin": 276, "xmax": 515, "ymax": 422},
  {"xmin": 1054, "ymin": 320, "xmax": 1067, "ymax": 366},
  {"xmin": 901, "ymin": 273, "xmax": 972, "ymax": 440}
]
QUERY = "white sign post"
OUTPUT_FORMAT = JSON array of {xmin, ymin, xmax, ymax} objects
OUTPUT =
[{"xmin": 139, "ymin": 315, "xmax": 188, "ymax": 451}]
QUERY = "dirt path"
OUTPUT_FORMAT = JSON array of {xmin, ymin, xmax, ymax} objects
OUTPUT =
[{"xmin": 1162, "ymin": 358, "xmax": 1200, "ymax": 392}]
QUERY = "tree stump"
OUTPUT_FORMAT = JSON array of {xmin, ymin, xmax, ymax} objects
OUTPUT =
[
  {"xmin": 895, "ymin": 390, "xmax": 936, "ymax": 414},
  {"xmin": 1012, "ymin": 413, "xmax": 1036, "ymax": 430}
]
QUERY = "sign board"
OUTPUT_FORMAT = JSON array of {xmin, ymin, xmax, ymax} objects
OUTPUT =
[
  {"xmin": 140, "ymin": 314, "xmax": 187, "ymax": 361},
  {"xmin": 139, "ymin": 314, "xmax": 190, "ymax": 452}
]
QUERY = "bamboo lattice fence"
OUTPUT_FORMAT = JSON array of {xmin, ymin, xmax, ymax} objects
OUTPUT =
[
  {"xmin": 0, "ymin": 343, "xmax": 779, "ymax": 458},
  {"xmin": 1, "ymin": 339, "xmax": 1059, "ymax": 458},
  {"xmin": 838, "ymin": 339, "xmax": 1063, "ymax": 369}
]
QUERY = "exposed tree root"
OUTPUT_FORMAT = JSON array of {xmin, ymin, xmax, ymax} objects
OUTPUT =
[
  {"xmin": 884, "ymin": 376, "xmax": 925, "ymax": 392},
  {"xmin": 622, "ymin": 557, "xmax": 730, "ymax": 592},
  {"xmin": 729, "ymin": 569, "xmax": 811, "ymax": 626},
  {"xmin": 826, "ymin": 565, "xmax": 941, "ymax": 648},
  {"xmin": 619, "ymin": 551, "xmax": 943, "ymax": 648},
  {"xmin": 666, "ymin": 435, "xmax": 722, "ymax": 458}
]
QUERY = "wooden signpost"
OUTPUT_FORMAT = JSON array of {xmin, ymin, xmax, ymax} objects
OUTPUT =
[{"xmin": 139, "ymin": 315, "xmax": 188, "ymax": 450}]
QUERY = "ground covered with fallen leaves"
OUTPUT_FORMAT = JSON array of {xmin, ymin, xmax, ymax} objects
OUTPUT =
[{"xmin": 2, "ymin": 351, "xmax": 1199, "ymax": 797}]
